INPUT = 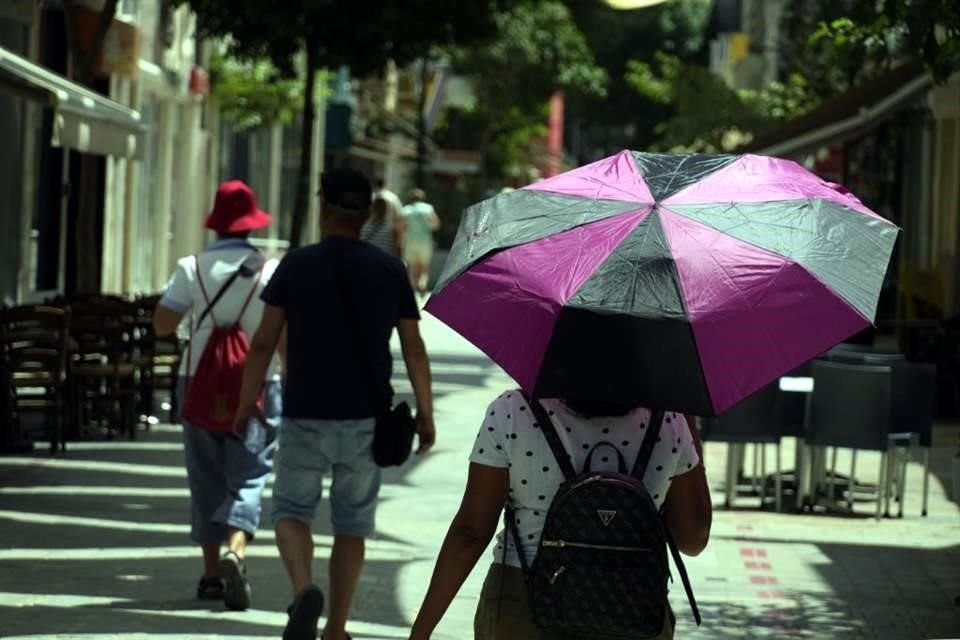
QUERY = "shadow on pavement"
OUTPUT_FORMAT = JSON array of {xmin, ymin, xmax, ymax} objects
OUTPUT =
[{"xmin": 0, "ymin": 348, "xmax": 503, "ymax": 638}]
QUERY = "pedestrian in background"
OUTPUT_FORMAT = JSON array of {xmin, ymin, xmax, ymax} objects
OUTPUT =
[
  {"xmin": 152, "ymin": 180, "xmax": 282, "ymax": 612},
  {"xmin": 235, "ymin": 168, "xmax": 437, "ymax": 640},
  {"xmin": 401, "ymin": 188, "xmax": 440, "ymax": 294},
  {"xmin": 375, "ymin": 177, "xmax": 404, "ymax": 219},
  {"xmin": 360, "ymin": 195, "xmax": 403, "ymax": 257}
]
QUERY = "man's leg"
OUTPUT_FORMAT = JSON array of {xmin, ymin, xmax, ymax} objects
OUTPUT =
[
  {"xmin": 272, "ymin": 418, "xmax": 327, "ymax": 639},
  {"xmin": 275, "ymin": 517, "xmax": 315, "ymax": 596},
  {"xmin": 227, "ymin": 528, "xmax": 248, "ymax": 558},
  {"xmin": 180, "ymin": 403, "xmax": 229, "ymax": 596},
  {"xmin": 324, "ymin": 419, "xmax": 381, "ymax": 640},
  {"xmin": 201, "ymin": 543, "xmax": 220, "ymax": 578},
  {"xmin": 323, "ymin": 535, "xmax": 364, "ymax": 640}
]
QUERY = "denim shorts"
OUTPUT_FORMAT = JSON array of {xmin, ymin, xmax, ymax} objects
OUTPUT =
[
  {"xmin": 271, "ymin": 417, "xmax": 381, "ymax": 537},
  {"xmin": 179, "ymin": 378, "xmax": 281, "ymax": 543}
]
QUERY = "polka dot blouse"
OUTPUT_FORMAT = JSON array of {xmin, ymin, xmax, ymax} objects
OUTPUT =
[{"xmin": 470, "ymin": 390, "xmax": 700, "ymax": 569}]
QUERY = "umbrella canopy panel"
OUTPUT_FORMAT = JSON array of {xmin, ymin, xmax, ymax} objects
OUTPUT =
[{"xmin": 428, "ymin": 151, "xmax": 899, "ymax": 416}]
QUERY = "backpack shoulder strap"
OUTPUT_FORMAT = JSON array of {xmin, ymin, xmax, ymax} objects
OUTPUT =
[
  {"xmin": 194, "ymin": 255, "xmax": 212, "ymax": 310},
  {"xmin": 631, "ymin": 409, "xmax": 665, "ymax": 479},
  {"xmin": 526, "ymin": 395, "xmax": 576, "ymax": 481},
  {"xmin": 234, "ymin": 266, "xmax": 264, "ymax": 325},
  {"xmin": 193, "ymin": 253, "xmax": 253, "ymax": 329},
  {"xmin": 663, "ymin": 517, "xmax": 702, "ymax": 625}
]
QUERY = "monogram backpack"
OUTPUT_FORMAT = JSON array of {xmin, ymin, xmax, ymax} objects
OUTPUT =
[{"xmin": 505, "ymin": 397, "xmax": 701, "ymax": 638}]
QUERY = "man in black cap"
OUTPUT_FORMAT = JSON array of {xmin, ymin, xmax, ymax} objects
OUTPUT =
[{"xmin": 235, "ymin": 167, "xmax": 436, "ymax": 640}]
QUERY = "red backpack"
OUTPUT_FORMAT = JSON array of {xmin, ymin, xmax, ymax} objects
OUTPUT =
[{"xmin": 182, "ymin": 255, "xmax": 263, "ymax": 432}]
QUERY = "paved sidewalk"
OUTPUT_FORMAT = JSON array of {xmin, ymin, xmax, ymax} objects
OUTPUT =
[{"xmin": 1, "ymin": 313, "xmax": 958, "ymax": 639}]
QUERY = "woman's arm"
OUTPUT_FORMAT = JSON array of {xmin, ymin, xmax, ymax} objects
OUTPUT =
[
  {"xmin": 662, "ymin": 416, "xmax": 712, "ymax": 556},
  {"xmin": 410, "ymin": 463, "xmax": 509, "ymax": 640}
]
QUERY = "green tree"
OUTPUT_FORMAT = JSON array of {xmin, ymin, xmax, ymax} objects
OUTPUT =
[
  {"xmin": 562, "ymin": 0, "xmax": 714, "ymax": 159},
  {"xmin": 626, "ymin": 0, "xmax": 959, "ymax": 152},
  {"xmin": 625, "ymin": 53, "xmax": 817, "ymax": 151},
  {"xmin": 179, "ymin": 0, "xmax": 514, "ymax": 247},
  {"xmin": 778, "ymin": 0, "xmax": 959, "ymax": 102},
  {"xmin": 209, "ymin": 54, "xmax": 309, "ymax": 132},
  {"xmin": 438, "ymin": 1, "xmax": 608, "ymax": 180}
]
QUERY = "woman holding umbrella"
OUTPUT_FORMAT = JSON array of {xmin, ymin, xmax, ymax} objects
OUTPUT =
[
  {"xmin": 409, "ymin": 396, "xmax": 710, "ymax": 639},
  {"xmin": 407, "ymin": 150, "xmax": 899, "ymax": 638}
]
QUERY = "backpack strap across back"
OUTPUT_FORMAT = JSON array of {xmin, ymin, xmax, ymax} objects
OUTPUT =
[
  {"xmin": 633, "ymin": 409, "xmax": 701, "ymax": 626},
  {"xmin": 526, "ymin": 395, "xmax": 576, "ymax": 481},
  {"xmin": 186, "ymin": 252, "xmax": 261, "ymax": 379},
  {"xmin": 632, "ymin": 409, "xmax": 665, "ymax": 478}
]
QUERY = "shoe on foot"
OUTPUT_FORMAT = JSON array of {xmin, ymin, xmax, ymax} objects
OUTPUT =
[
  {"xmin": 196, "ymin": 576, "xmax": 224, "ymax": 600},
  {"xmin": 218, "ymin": 550, "xmax": 252, "ymax": 611},
  {"xmin": 283, "ymin": 585, "xmax": 325, "ymax": 640}
]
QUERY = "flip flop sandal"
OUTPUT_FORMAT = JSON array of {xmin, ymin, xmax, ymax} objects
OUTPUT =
[
  {"xmin": 218, "ymin": 550, "xmax": 252, "ymax": 611},
  {"xmin": 283, "ymin": 585, "xmax": 325, "ymax": 640},
  {"xmin": 196, "ymin": 576, "xmax": 224, "ymax": 600}
]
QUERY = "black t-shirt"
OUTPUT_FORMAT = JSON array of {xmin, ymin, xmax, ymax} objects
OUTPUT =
[{"xmin": 261, "ymin": 236, "xmax": 420, "ymax": 419}]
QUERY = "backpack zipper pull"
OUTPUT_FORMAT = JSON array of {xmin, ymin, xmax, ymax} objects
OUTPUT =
[{"xmin": 549, "ymin": 566, "xmax": 566, "ymax": 585}]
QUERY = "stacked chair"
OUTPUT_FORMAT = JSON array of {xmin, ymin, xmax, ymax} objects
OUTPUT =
[
  {"xmin": 0, "ymin": 306, "xmax": 70, "ymax": 453},
  {"xmin": 0, "ymin": 294, "xmax": 181, "ymax": 453}
]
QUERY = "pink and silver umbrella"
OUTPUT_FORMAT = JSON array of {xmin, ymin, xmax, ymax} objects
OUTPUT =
[{"xmin": 425, "ymin": 151, "xmax": 899, "ymax": 416}]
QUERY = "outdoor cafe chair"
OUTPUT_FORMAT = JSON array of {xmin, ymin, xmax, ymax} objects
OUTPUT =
[
  {"xmin": 0, "ymin": 305, "xmax": 70, "ymax": 453},
  {"xmin": 134, "ymin": 294, "xmax": 182, "ymax": 424},
  {"xmin": 889, "ymin": 362, "xmax": 937, "ymax": 517},
  {"xmin": 809, "ymin": 360, "xmax": 897, "ymax": 519},
  {"xmin": 67, "ymin": 299, "xmax": 138, "ymax": 441},
  {"xmin": 702, "ymin": 382, "xmax": 786, "ymax": 512}
]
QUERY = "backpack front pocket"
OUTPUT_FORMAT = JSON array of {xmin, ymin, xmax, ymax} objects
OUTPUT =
[{"xmin": 554, "ymin": 562, "xmax": 667, "ymax": 638}]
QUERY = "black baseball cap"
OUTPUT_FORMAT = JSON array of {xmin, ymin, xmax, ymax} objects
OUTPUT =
[{"xmin": 319, "ymin": 167, "xmax": 372, "ymax": 211}]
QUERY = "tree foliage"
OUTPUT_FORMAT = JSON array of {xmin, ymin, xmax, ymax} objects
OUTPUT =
[
  {"xmin": 783, "ymin": 0, "xmax": 960, "ymax": 99},
  {"xmin": 438, "ymin": 1, "xmax": 607, "ymax": 179},
  {"xmin": 182, "ymin": 0, "xmax": 513, "ymax": 79},
  {"xmin": 178, "ymin": 0, "xmax": 513, "ymax": 246},
  {"xmin": 561, "ymin": 0, "xmax": 714, "ymax": 160},
  {"xmin": 626, "ymin": 53, "xmax": 817, "ymax": 151},
  {"xmin": 209, "ymin": 53, "xmax": 309, "ymax": 132},
  {"xmin": 625, "ymin": 0, "xmax": 960, "ymax": 152}
]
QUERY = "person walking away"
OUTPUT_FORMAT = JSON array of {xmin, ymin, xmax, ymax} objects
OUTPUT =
[
  {"xmin": 360, "ymin": 196, "xmax": 403, "ymax": 257},
  {"xmin": 235, "ymin": 167, "xmax": 437, "ymax": 640},
  {"xmin": 401, "ymin": 188, "xmax": 440, "ymax": 294},
  {"xmin": 375, "ymin": 177, "xmax": 404, "ymax": 219},
  {"xmin": 152, "ymin": 179, "xmax": 282, "ymax": 611},
  {"xmin": 409, "ymin": 394, "xmax": 712, "ymax": 639}
]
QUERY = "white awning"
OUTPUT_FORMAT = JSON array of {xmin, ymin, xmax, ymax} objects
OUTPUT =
[{"xmin": 0, "ymin": 46, "xmax": 145, "ymax": 159}]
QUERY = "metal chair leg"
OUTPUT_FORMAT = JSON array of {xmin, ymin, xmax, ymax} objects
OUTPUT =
[
  {"xmin": 922, "ymin": 448, "xmax": 930, "ymax": 517},
  {"xmin": 884, "ymin": 450, "xmax": 894, "ymax": 518},
  {"xmin": 796, "ymin": 440, "xmax": 807, "ymax": 511},
  {"xmin": 752, "ymin": 443, "xmax": 760, "ymax": 495},
  {"xmin": 760, "ymin": 443, "xmax": 767, "ymax": 505},
  {"xmin": 828, "ymin": 446, "xmax": 838, "ymax": 506},
  {"xmin": 876, "ymin": 451, "xmax": 887, "ymax": 520},
  {"xmin": 775, "ymin": 442, "xmax": 782, "ymax": 513},
  {"xmin": 725, "ymin": 443, "xmax": 735, "ymax": 509},
  {"xmin": 848, "ymin": 450, "xmax": 857, "ymax": 510},
  {"xmin": 897, "ymin": 446, "xmax": 907, "ymax": 518}
]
